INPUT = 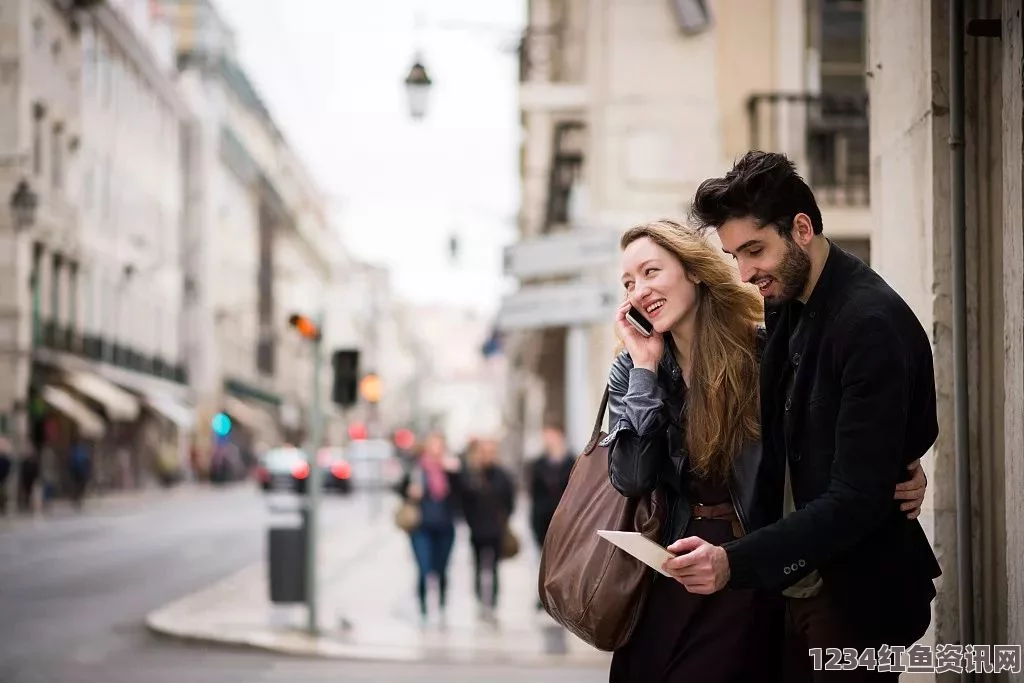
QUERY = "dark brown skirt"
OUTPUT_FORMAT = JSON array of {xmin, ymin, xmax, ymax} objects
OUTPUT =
[{"xmin": 608, "ymin": 518, "xmax": 784, "ymax": 683}]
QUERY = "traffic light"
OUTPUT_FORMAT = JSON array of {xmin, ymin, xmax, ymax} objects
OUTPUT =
[
  {"xmin": 212, "ymin": 412, "xmax": 232, "ymax": 437},
  {"xmin": 331, "ymin": 349, "xmax": 359, "ymax": 407},
  {"xmin": 359, "ymin": 373, "xmax": 382, "ymax": 404},
  {"xmin": 288, "ymin": 313, "xmax": 320, "ymax": 341}
]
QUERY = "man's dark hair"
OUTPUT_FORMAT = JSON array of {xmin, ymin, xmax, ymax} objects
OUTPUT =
[{"xmin": 689, "ymin": 151, "xmax": 823, "ymax": 237}]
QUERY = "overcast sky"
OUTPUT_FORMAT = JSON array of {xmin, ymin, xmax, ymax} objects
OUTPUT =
[{"xmin": 213, "ymin": 0, "xmax": 526, "ymax": 315}]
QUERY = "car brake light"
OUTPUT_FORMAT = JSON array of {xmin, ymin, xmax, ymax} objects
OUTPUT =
[
  {"xmin": 331, "ymin": 460, "xmax": 351, "ymax": 480},
  {"xmin": 291, "ymin": 460, "xmax": 310, "ymax": 479}
]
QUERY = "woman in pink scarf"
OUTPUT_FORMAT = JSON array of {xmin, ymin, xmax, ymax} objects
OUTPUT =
[{"xmin": 399, "ymin": 432, "xmax": 462, "ymax": 627}]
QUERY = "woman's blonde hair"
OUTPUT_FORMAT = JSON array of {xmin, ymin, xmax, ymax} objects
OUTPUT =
[{"xmin": 620, "ymin": 219, "xmax": 763, "ymax": 481}]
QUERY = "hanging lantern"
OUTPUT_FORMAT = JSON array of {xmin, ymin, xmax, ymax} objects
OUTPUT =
[{"xmin": 404, "ymin": 55, "xmax": 432, "ymax": 121}]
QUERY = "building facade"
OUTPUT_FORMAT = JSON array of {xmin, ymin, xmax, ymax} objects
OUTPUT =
[
  {"xmin": 163, "ymin": 0, "xmax": 349, "ymax": 471},
  {"xmin": 1, "ymin": 0, "xmax": 194, "ymax": 499},
  {"xmin": 868, "ymin": 0, "xmax": 1023, "ymax": 677}
]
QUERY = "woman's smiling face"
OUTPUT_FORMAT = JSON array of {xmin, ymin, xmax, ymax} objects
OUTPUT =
[{"xmin": 620, "ymin": 236, "xmax": 700, "ymax": 334}]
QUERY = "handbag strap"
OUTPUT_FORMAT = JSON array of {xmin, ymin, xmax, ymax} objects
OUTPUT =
[{"xmin": 582, "ymin": 386, "xmax": 611, "ymax": 456}]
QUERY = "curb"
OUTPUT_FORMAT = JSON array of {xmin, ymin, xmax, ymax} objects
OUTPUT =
[{"xmin": 145, "ymin": 611, "xmax": 610, "ymax": 668}]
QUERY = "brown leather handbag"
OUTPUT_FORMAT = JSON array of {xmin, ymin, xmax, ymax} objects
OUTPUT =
[{"xmin": 537, "ymin": 387, "xmax": 664, "ymax": 652}]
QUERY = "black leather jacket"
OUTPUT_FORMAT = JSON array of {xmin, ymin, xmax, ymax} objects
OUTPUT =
[{"xmin": 600, "ymin": 339, "xmax": 782, "ymax": 548}]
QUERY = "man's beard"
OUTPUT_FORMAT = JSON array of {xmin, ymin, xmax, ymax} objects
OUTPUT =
[{"xmin": 767, "ymin": 237, "xmax": 812, "ymax": 305}]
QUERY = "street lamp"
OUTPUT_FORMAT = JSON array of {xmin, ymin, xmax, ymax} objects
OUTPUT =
[
  {"xmin": 404, "ymin": 55, "xmax": 432, "ymax": 121},
  {"xmin": 9, "ymin": 179, "xmax": 38, "ymax": 231}
]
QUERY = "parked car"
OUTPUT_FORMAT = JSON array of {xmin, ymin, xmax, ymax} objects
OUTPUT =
[
  {"xmin": 255, "ymin": 446, "xmax": 353, "ymax": 494},
  {"xmin": 344, "ymin": 439, "xmax": 403, "ymax": 490},
  {"xmin": 315, "ymin": 447, "xmax": 354, "ymax": 494}
]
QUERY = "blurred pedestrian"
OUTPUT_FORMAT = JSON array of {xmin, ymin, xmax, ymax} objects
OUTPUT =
[
  {"xmin": 396, "ymin": 431, "xmax": 462, "ymax": 627},
  {"xmin": 68, "ymin": 440, "xmax": 91, "ymax": 509},
  {"xmin": 17, "ymin": 447, "xmax": 39, "ymax": 514},
  {"xmin": 0, "ymin": 436, "xmax": 12, "ymax": 515},
  {"xmin": 459, "ymin": 437, "xmax": 515, "ymax": 624},
  {"xmin": 527, "ymin": 423, "xmax": 574, "ymax": 610},
  {"xmin": 528, "ymin": 424, "xmax": 574, "ymax": 549}
]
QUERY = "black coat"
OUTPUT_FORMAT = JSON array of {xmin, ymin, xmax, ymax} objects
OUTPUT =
[
  {"xmin": 528, "ymin": 452, "xmax": 575, "ymax": 542},
  {"xmin": 603, "ymin": 338, "xmax": 778, "ymax": 548},
  {"xmin": 460, "ymin": 465, "xmax": 515, "ymax": 542},
  {"xmin": 723, "ymin": 242, "xmax": 941, "ymax": 645}
]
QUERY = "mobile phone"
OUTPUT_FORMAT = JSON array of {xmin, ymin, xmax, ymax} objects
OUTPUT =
[{"xmin": 625, "ymin": 305, "xmax": 654, "ymax": 337}]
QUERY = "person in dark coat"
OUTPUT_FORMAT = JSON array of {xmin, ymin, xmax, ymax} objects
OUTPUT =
[
  {"xmin": 527, "ymin": 424, "xmax": 575, "ymax": 550},
  {"xmin": 604, "ymin": 218, "xmax": 928, "ymax": 683},
  {"xmin": 459, "ymin": 438, "xmax": 515, "ymax": 623},
  {"xmin": 672, "ymin": 151, "xmax": 940, "ymax": 682}
]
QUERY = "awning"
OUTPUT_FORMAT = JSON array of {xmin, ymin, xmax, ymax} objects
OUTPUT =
[
  {"xmin": 64, "ymin": 371, "xmax": 140, "ymax": 422},
  {"xmin": 223, "ymin": 395, "xmax": 277, "ymax": 434},
  {"xmin": 41, "ymin": 386, "xmax": 106, "ymax": 439},
  {"xmin": 146, "ymin": 395, "xmax": 195, "ymax": 431}
]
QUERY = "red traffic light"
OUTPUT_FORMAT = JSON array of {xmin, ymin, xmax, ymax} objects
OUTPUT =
[{"xmin": 289, "ymin": 314, "xmax": 320, "ymax": 340}]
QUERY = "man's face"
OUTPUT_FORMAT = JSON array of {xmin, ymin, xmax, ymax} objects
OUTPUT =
[
  {"xmin": 542, "ymin": 427, "xmax": 564, "ymax": 454},
  {"xmin": 717, "ymin": 216, "xmax": 812, "ymax": 306}
]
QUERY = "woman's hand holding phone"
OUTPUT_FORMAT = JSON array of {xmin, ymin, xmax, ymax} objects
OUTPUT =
[{"xmin": 616, "ymin": 302, "xmax": 663, "ymax": 373}]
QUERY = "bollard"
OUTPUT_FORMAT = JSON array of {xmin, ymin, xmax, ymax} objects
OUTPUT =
[{"xmin": 266, "ymin": 490, "xmax": 307, "ymax": 604}]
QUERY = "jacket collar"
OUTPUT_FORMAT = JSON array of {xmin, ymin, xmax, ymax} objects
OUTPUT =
[
  {"xmin": 800, "ymin": 238, "xmax": 859, "ymax": 319},
  {"xmin": 659, "ymin": 334, "xmax": 685, "ymax": 390}
]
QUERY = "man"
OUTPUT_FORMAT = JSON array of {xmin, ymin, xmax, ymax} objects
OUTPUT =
[
  {"xmin": 665, "ymin": 151, "xmax": 940, "ymax": 681},
  {"xmin": 528, "ymin": 424, "xmax": 575, "ymax": 550},
  {"xmin": 527, "ymin": 424, "xmax": 575, "ymax": 609}
]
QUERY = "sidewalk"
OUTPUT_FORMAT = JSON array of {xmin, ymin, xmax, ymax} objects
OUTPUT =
[{"xmin": 146, "ymin": 501, "xmax": 613, "ymax": 668}]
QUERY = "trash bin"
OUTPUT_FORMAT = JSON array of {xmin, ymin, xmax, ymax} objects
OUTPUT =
[{"xmin": 267, "ymin": 492, "xmax": 307, "ymax": 604}]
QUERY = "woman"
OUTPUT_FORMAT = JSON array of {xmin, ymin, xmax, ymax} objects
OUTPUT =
[
  {"xmin": 459, "ymin": 438, "xmax": 515, "ymax": 623},
  {"xmin": 605, "ymin": 220, "xmax": 925, "ymax": 682},
  {"xmin": 397, "ymin": 432, "xmax": 461, "ymax": 626}
]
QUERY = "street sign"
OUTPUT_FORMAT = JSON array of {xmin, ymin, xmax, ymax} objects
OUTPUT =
[
  {"xmin": 495, "ymin": 281, "xmax": 621, "ymax": 331},
  {"xmin": 503, "ymin": 229, "xmax": 620, "ymax": 279}
]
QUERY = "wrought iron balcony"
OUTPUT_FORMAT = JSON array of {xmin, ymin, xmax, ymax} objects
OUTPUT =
[{"xmin": 746, "ymin": 92, "xmax": 870, "ymax": 206}]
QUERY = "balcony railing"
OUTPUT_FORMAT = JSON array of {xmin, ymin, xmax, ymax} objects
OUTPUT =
[
  {"xmin": 746, "ymin": 92, "xmax": 870, "ymax": 206},
  {"xmin": 38, "ymin": 327, "xmax": 187, "ymax": 385}
]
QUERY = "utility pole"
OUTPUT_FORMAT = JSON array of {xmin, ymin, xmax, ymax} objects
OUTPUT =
[
  {"xmin": 287, "ymin": 312, "xmax": 324, "ymax": 636},
  {"xmin": 305, "ymin": 310, "xmax": 324, "ymax": 635}
]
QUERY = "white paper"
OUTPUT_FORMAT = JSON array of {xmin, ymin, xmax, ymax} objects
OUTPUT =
[{"xmin": 596, "ymin": 530, "xmax": 675, "ymax": 577}]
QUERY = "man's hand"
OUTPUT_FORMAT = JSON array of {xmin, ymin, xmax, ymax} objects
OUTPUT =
[
  {"xmin": 894, "ymin": 458, "xmax": 927, "ymax": 520},
  {"xmin": 662, "ymin": 537, "xmax": 730, "ymax": 595}
]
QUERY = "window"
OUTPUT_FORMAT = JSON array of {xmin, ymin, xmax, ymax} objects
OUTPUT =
[
  {"xmin": 50, "ymin": 253, "xmax": 62, "ymax": 325},
  {"xmin": 51, "ymin": 123, "xmax": 63, "ymax": 191},
  {"xmin": 31, "ymin": 103, "xmax": 45, "ymax": 177},
  {"xmin": 31, "ymin": 243, "xmax": 43, "ymax": 347},
  {"xmin": 81, "ymin": 24, "xmax": 95, "ymax": 94},
  {"xmin": 32, "ymin": 16, "xmax": 43, "ymax": 50},
  {"xmin": 69, "ymin": 262, "xmax": 79, "ymax": 334}
]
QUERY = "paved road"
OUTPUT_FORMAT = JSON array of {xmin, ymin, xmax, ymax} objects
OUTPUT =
[{"xmin": 0, "ymin": 485, "xmax": 605, "ymax": 683}]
